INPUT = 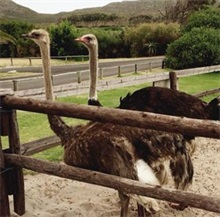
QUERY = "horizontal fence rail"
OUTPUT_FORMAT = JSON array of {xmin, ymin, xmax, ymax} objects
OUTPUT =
[
  {"xmin": 21, "ymin": 135, "xmax": 60, "ymax": 156},
  {"xmin": 4, "ymin": 153, "xmax": 220, "ymax": 214},
  {"xmin": 1, "ymin": 95, "xmax": 220, "ymax": 139}
]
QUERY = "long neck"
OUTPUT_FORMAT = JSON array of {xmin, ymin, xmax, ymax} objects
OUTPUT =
[
  {"xmin": 40, "ymin": 42, "xmax": 70, "ymax": 140},
  {"xmin": 40, "ymin": 43, "xmax": 54, "ymax": 101},
  {"xmin": 89, "ymin": 44, "xmax": 98, "ymax": 101}
]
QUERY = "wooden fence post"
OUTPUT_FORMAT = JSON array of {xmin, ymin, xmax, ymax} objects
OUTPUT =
[
  {"xmin": 29, "ymin": 58, "xmax": 32, "ymax": 66},
  {"xmin": 149, "ymin": 62, "xmax": 152, "ymax": 71},
  {"xmin": 0, "ymin": 138, "xmax": 10, "ymax": 217},
  {"xmin": 77, "ymin": 71, "xmax": 81, "ymax": 83},
  {"xmin": 169, "ymin": 71, "xmax": 178, "ymax": 90},
  {"xmin": 8, "ymin": 109, "xmax": 25, "ymax": 215},
  {"xmin": 13, "ymin": 80, "xmax": 18, "ymax": 91},
  {"xmin": 0, "ymin": 91, "xmax": 25, "ymax": 216},
  {"xmin": 134, "ymin": 64, "xmax": 138, "ymax": 74},
  {"xmin": 99, "ymin": 68, "xmax": 103, "ymax": 79},
  {"xmin": 118, "ymin": 66, "xmax": 121, "ymax": 77}
]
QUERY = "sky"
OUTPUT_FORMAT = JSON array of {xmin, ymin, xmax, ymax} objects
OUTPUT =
[{"xmin": 12, "ymin": 0, "xmax": 123, "ymax": 14}]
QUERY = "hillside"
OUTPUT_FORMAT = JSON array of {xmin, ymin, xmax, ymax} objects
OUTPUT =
[
  {"xmin": 0, "ymin": 0, "xmax": 57, "ymax": 23},
  {"xmin": 1, "ymin": 0, "xmax": 220, "ymax": 25},
  {"xmin": 0, "ymin": 0, "xmax": 165, "ymax": 24},
  {"xmin": 64, "ymin": 0, "xmax": 164, "ymax": 17}
]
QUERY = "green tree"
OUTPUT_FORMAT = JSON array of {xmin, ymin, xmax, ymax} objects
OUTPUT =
[
  {"xmin": 165, "ymin": 27, "xmax": 220, "ymax": 69},
  {"xmin": 48, "ymin": 20, "xmax": 79, "ymax": 56},
  {"xmin": 0, "ymin": 30, "xmax": 17, "ymax": 44},
  {"xmin": 67, "ymin": 13, "xmax": 120, "ymax": 27},
  {"xmin": 0, "ymin": 20, "xmax": 34, "ymax": 57},
  {"xmin": 76, "ymin": 28, "xmax": 126, "ymax": 58},
  {"xmin": 165, "ymin": 6, "xmax": 220, "ymax": 69},
  {"xmin": 124, "ymin": 23, "xmax": 180, "ymax": 57},
  {"xmin": 144, "ymin": 42, "xmax": 158, "ymax": 56},
  {"xmin": 182, "ymin": 7, "xmax": 220, "ymax": 32}
]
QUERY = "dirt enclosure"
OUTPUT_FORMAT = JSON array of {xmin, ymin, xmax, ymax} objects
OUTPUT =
[{"xmin": 10, "ymin": 137, "xmax": 220, "ymax": 217}]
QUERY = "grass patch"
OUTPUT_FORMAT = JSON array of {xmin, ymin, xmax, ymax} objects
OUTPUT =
[
  {"xmin": 1, "ymin": 72, "xmax": 219, "ymax": 162},
  {"xmin": 0, "ymin": 58, "xmax": 77, "ymax": 68},
  {"xmin": 0, "ymin": 71, "xmax": 36, "ymax": 79},
  {"xmin": 179, "ymin": 72, "xmax": 220, "ymax": 95}
]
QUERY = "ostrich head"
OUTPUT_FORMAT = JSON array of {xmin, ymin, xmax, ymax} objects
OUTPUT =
[
  {"xmin": 22, "ymin": 29, "xmax": 50, "ymax": 47},
  {"xmin": 75, "ymin": 34, "xmax": 98, "ymax": 50}
]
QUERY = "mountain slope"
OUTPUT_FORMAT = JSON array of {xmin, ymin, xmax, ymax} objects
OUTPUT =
[
  {"xmin": 1, "ymin": 0, "xmax": 220, "ymax": 24},
  {"xmin": 0, "ymin": 0, "xmax": 57, "ymax": 23},
  {"xmin": 0, "ymin": 0, "xmax": 165, "ymax": 23}
]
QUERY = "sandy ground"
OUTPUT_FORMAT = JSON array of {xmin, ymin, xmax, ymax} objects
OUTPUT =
[{"xmin": 10, "ymin": 137, "xmax": 220, "ymax": 217}]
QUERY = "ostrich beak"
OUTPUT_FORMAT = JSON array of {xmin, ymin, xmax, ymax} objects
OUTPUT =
[
  {"xmin": 22, "ymin": 33, "xmax": 38, "ymax": 39},
  {"xmin": 22, "ymin": 33, "xmax": 29, "ymax": 38},
  {"xmin": 74, "ymin": 37, "xmax": 83, "ymax": 42},
  {"xmin": 22, "ymin": 33, "xmax": 34, "ymax": 39},
  {"xmin": 74, "ymin": 37, "xmax": 88, "ymax": 43}
]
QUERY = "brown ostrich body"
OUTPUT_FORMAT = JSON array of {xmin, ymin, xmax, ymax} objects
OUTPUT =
[
  {"xmin": 24, "ymin": 29, "xmax": 193, "ymax": 216},
  {"xmin": 119, "ymin": 86, "xmax": 220, "ymax": 121}
]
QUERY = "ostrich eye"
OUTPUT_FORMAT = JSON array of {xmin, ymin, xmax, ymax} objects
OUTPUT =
[
  {"xmin": 85, "ymin": 36, "xmax": 92, "ymax": 42},
  {"xmin": 32, "ymin": 33, "xmax": 40, "ymax": 38}
]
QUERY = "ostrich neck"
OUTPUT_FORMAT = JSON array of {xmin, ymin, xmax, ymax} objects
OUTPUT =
[
  {"xmin": 40, "ymin": 44, "xmax": 54, "ymax": 101},
  {"xmin": 40, "ymin": 42, "xmax": 70, "ymax": 140},
  {"xmin": 89, "ymin": 45, "xmax": 98, "ymax": 100}
]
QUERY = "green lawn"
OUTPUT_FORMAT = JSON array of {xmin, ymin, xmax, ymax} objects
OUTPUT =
[{"xmin": 1, "ymin": 72, "xmax": 219, "ymax": 162}]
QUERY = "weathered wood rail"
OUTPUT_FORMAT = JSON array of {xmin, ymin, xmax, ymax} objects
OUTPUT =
[
  {"xmin": 4, "ymin": 153, "xmax": 220, "ymax": 214},
  {"xmin": 2, "ymin": 95, "xmax": 220, "ymax": 139}
]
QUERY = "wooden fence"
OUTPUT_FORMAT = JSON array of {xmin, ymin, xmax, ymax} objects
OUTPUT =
[
  {"xmin": 0, "ymin": 64, "xmax": 220, "ymax": 216},
  {"xmin": 0, "ymin": 64, "xmax": 219, "ymax": 99},
  {"xmin": 2, "ymin": 64, "xmax": 219, "ymax": 157},
  {"xmin": 0, "ymin": 59, "xmax": 163, "ymax": 94},
  {"xmin": 0, "ymin": 91, "xmax": 220, "ymax": 216}
]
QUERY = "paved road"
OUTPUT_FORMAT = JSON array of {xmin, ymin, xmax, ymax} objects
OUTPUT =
[
  {"xmin": 0, "ymin": 56, "xmax": 165, "ymax": 90},
  {"xmin": 0, "ymin": 56, "xmax": 164, "ymax": 74}
]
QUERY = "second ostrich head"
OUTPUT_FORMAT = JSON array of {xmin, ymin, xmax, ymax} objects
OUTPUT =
[{"xmin": 75, "ymin": 34, "xmax": 98, "ymax": 50}]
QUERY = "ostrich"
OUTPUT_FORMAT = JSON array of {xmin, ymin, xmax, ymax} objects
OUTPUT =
[
  {"xmin": 23, "ymin": 29, "xmax": 194, "ymax": 216},
  {"xmin": 75, "ymin": 33, "xmax": 219, "ymax": 165},
  {"xmin": 75, "ymin": 33, "xmax": 197, "ymax": 209}
]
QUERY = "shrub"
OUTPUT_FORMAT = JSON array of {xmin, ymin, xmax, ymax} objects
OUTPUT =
[
  {"xmin": 165, "ymin": 27, "xmax": 220, "ymax": 69},
  {"xmin": 48, "ymin": 20, "xmax": 79, "ymax": 56},
  {"xmin": 182, "ymin": 7, "xmax": 220, "ymax": 33},
  {"xmin": 124, "ymin": 23, "xmax": 180, "ymax": 57}
]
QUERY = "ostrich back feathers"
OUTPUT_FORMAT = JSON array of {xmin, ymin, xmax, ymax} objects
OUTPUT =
[{"xmin": 119, "ymin": 86, "xmax": 217, "ymax": 120}]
